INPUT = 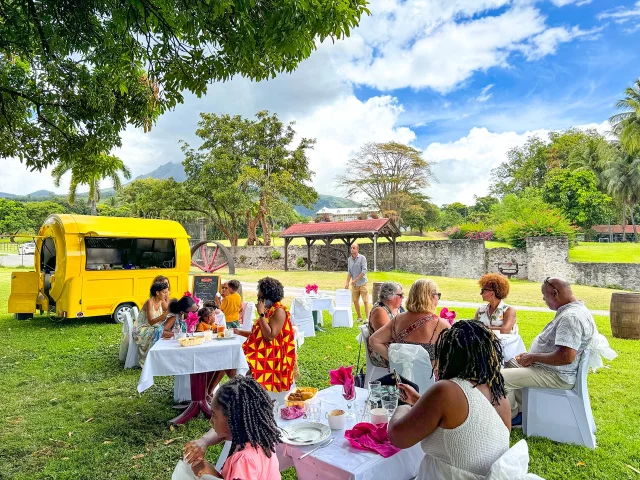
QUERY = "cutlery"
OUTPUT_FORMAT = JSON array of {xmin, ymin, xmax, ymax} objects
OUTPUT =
[
  {"xmin": 278, "ymin": 427, "xmax": 308, "ymax": 442},
  {"xmin": 298, "ymin": 437, "xmax": 334, "ymax": 460}
]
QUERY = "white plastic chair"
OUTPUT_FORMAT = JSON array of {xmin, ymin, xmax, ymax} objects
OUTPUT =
[
  {"xmin": 331, "ymin": 289, "xmax": 353, "ymax": 328},
  {"xmin": 120, "ymin": 308, "xmax": 140, "ymax": 369},
  {"xmin": 522, "ymin": 350, "xmax": 596, "ymax": 449},
  {"xmin": 290, "ymin": 298, "xmax": 315, "ymax": 338},
  {"xmin": 388, "ymin": 343, "xmax": 434, "ymax": 394},
  {"xmin": 240, "ymin": 302, "xmax": 256, "ymax": 331},
  {"xmin": 358, "ymin": 325, "xmax": 387, "ymax": 385},
  {"xmin": 293, "ymin": 325, "xmax": 305, "ymax": 349}
]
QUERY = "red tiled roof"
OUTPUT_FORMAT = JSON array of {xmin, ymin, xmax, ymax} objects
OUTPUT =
[
  {"xmin": 592, "ymin": 225, "xmax": 638, "ymax": 234},
  {"xmin": 280, "ymin": 218, "xmax": 398, "ymax": 237}
]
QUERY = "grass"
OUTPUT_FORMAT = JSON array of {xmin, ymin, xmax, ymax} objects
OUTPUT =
[
  {"xmin": 226, "ymin": 268, "xmax": 621, "ymax": 311},
  {"xmin": 1, "ymin": 267, "xmax": 638, "ymax": 479},
  {"xmin": 569, "ymin": 242, "xmax": 640, "ymax": 264}
]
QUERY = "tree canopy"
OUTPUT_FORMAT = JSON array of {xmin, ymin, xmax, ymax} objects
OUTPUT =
[{"xmin": 0, "ymin": 0, "xmax": 369, "ymax": 171}]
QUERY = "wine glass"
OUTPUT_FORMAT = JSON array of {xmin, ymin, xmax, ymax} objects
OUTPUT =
[{"xmin": 343, "ymin": 382, "xmax": 356, "ymax": 420}]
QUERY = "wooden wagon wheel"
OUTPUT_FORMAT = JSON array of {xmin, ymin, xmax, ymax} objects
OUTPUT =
[{"xmin": 190, "ymin": 240, "xmax": 236, "ymax": 274}]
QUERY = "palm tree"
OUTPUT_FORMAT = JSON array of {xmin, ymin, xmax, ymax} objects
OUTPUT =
[
  {"xmin": 52, "ymin": 154, "xmax": 132, "ymax": 216},
  {"xmin": 610, "ymin": 79, "xmax": 640, "ymax": 154},
  {"xmin": 602, "ymin": 144, "xmax": 640, "ymax": 242}
]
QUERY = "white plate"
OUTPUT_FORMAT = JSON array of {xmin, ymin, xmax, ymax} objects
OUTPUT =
[
  {"xmin": 192, "ymin": 332, "xmax": 205, "ymax": 337},
  {"xmin": 280, "ymin": 422, "xmax": 331, "ymax": 446},
  {"xmin": 213, "ymin": 335, "xmax": 236, "ymax": 340}
]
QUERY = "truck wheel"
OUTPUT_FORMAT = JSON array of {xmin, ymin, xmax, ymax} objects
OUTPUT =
[
  {"xmin": 15, "ymin": 313, "xmax": 34, "ymax": 320},
  {"xmin": 113, "ymin": 303, "xmax": 135, "ymax": 324}
]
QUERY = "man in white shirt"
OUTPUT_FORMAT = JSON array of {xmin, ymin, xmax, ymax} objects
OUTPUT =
[
  {"xmin": 345, "ymin": 243, "xmax": 370, "ymax": 322},
  {"xmin": 502, "ymin": 277, "xmax": 595, "ymax": 425}
]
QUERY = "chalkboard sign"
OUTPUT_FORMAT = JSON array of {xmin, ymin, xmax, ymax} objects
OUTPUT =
[{"xmin": 192, "ymin": 275, "xmax": 221, "ymax": 304}]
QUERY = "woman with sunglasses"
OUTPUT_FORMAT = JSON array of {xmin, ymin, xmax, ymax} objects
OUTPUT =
[
  {"xmin": 370, "ymin": 279, "xmax": 450, "ymax": 362},
  {"xmin": 474, "ymin": 273, "xmax": 518, "ymax": 334},
  {"xmin": 365, "ymin": 282, "xmax": 405, "ymax": 369}
]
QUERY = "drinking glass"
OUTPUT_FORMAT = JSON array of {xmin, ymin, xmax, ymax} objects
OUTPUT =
[
  {"xmin": 382, "ymin": 392, "xmax": 399, "ymax": 418},
  {"xmin": 368, "ymin": 381, "xmax": 382, "ymax": 410},
  {"xmin": 343, "ymin": 383, "xmax": 356, "ymax": 420},
  {"xmin": 305, "ymin": 399, "xmax": 322, "ymax": 422}
]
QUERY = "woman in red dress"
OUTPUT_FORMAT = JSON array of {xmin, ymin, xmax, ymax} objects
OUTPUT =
[{"xmin": 235, "ymin": 277, "xmax": 296, "ymax": 393}]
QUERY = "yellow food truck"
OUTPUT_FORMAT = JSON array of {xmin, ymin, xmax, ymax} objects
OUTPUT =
[{"xmin": 8, "ymin": 214, "xmax": 191, "ymax": 323}]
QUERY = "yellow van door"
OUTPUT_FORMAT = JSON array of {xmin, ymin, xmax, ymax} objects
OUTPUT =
[{"xmin": 81, "ymin": 273, "xmax": 135, "ymax": 318}]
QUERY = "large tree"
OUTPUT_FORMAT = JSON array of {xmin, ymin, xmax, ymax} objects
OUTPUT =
[
  {"xmin": 490, "ymin": 136, "xmax": 549, "ymax": 197},
  {"xmin": 610, "ymin": 78, "xmax": 640, "ymax": 154},
  {"xmin": 0, "ymin": 1, "xmax": 369, "ymax": 171},
  {"xmin": 601, "ymin": 144, "xmax": 640, "ymax": 242},
  {"xmin": 180, "ymin": 111, "xmax": 317, "ymax": 246},
  {"xmin": 0, "ymin": 199, "xmax": 33, "ymax": 238},
  {"xmin": 337, "ymin": 142, "xmax": 435, "ymax": 213},
  {"xmin": 52, "ymin": 153, "xmax": 131, "ymax": 216}
]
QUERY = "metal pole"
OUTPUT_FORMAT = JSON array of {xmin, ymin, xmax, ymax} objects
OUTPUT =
[{"xmin": 373, "ymin": 234, "xmax": 377, "ymax": 272}]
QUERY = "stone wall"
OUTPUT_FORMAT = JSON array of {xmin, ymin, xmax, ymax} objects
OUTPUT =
[{"xmin": 203, "ymin": 236, "xmax": 640, "ymax": 292}]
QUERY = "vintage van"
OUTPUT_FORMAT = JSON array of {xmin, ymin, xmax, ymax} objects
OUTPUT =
[{"xmin": 8, "ymin": 214, "xmax": 191, "ymax": 323}]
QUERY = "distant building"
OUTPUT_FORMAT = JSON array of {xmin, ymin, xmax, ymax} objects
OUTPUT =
[
  {"xmin": 315, "ymin": 206, "xmax": 378, "ymax": 222},
  {"xmin": 592, "ymin": 224, "xmax": 638, "ymax": 242}
]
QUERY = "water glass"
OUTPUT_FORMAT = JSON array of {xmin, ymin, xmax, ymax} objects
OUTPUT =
[
  {"xmin": 382, "ymin": 392, "xmax": 399, "ymax": 417},
  {"xmin": 368, "ymin": 381, "xmax": 382, "ymax": 409},
  {"xmin": 273, "ymin": 402, "xmax": 280, "ymax": 421},
  {"xmin": 305, "ymin": 399, "xmax": 322, "ymax": 422}
]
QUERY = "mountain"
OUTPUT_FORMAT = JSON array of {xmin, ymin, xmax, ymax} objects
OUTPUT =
[
  {"xmin": 0, "ymin": 190, "xmax": 56, "ymax": 199},
  {"xmin": 0, "ymin": 192, "xmax": 16, "ymax": 198},
  {"xmin": 294, "ymin": 194, "xmax": 361, "ymax": 217},
  {"xmin": 135, "ymin": 161, "xmax": 186, "ymax": 182}
]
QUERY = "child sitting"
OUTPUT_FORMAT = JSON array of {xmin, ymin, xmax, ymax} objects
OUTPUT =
[
  {"xmin": 188, "ymin": 376, "xmax": 281, "ymax": 479},
  {"xmin": 196, "ymin": 307, "xmax": 216, "ymax": 332}
]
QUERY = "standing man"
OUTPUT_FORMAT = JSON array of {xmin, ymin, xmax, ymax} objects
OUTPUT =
[
  {"xmin": 502, "ymin": 277, "xmax": 595, "ymax": 426},
  {"xmin": 345, "ymin": 243, "xmax": 370, "ymax": 322}
]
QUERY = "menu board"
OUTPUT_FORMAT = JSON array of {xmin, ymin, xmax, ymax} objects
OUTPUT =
[{"xmin": 192, "ymin": 274, "xmax": 221, "ymax": 304}]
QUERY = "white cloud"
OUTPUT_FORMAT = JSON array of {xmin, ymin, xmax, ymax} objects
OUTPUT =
[
  {"xmin": 476, "ymin": 84, "xmax": 495, "ymax": 103},
  {"xmin": 598, "ymin": 1, "xmax": 640, "ymax": 23},
  {"xmin": 520, "ymin": 25, "xmax": 602, "ymax": 60},
  {"xmin": 550, "ymin": 0, "xmax": 592, "ymax": 6}
]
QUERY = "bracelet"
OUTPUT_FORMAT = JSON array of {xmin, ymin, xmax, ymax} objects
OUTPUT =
[{"xmin": 259, "ymin": 313, "xmax": 265, "ymax": 318}]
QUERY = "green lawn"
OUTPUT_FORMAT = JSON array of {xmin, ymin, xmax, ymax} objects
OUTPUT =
[
  {"xmin": 1, "ymin": 268, "xmax": 637, "ymax": 479},
  {"xmin": 569, "ymin": 242, "xmax": 640, "ymax": 264},
  {"xmin": 227, "ymin": 268, "xmax": 621, "ymax": 311}
]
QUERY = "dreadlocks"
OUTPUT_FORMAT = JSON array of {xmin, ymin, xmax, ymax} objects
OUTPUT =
[
  {"xmin": 213, "ymin": 375, "xmax": 282, "ymax": 457},
  {"xmin": 434, "ymin": 320, "xmax": 506, "ymax": 406}
]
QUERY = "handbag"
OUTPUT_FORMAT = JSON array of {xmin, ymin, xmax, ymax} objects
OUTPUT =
[{"xmin": 354, "ymin": 331, "xmax": 366, "ymax": 388}]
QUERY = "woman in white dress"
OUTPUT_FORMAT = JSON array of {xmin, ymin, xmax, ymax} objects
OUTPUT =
[
  {"xmin": 388, "ymin": 321, "xmax": 511, "ymax": 478},
  {"xmin": 474, "ymin": 273, "xmax": 518, "ymax": 334}
]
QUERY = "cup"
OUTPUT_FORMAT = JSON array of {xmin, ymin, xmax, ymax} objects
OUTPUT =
[
  {"xmin": 224, "ymin": 328, "xmax": 234, "ymax": 338},
  {"xmin": 216, "ymin": 325, "xmax": 225, "ymax": 338},
  {"xmin": 370, "ymin": 408, "xmax": 389, "ymax": 424},
  {"xmin": 304, "ymin": 398, "xmax": 322, "ymax": 422},
  {"xmin": 325, "ymin": 409, "xmax": 346, "ymax": 430},
  {"xmin": 176, "ymin": 332, "xmax": 186, "ymax": 340},
  {"xmin": 203, "ymin": 330, "xmax": 213, "ymax": 342}
]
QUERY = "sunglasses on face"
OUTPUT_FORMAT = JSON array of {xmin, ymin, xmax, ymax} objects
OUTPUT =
[
  {"xmin": 395, "ymin": 293, "xmax": 404, "ymax": 298},
  {"xmin": 480, "ymin": 288, "xmax": 494, "ymax": 294},
  {"xmin": 433, "ymin": 292, "xmax": 442, "ymax": 300}
]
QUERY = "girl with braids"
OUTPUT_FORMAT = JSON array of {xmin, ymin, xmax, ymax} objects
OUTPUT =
[
  {"xmin": 388, "ymin": 321, "xmax": 511, "ymax": 478},
  {"xmin": 185, "ymin": 376, "xmax": 282, "ymax": 479}
]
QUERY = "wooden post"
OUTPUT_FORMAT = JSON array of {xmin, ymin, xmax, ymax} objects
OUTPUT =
[
  {"xmin": 392, "ymin": 235, "xmax": 397, "ymax": 270},
  {"xmin": 373, "ymin": 234, "xmax": 378, "ymax": 272},
  {"xmin": 284, "ymin": 237, "xmax": 291, "ymax": 271},
  {"xmin": 306, "ymin": 238, "xmax": 312, "ymax": 271}
]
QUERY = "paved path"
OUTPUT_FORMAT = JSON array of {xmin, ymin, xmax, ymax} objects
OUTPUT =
[
  {"xmin": 0, "ymin": 254, "xmax": 35, "ymax": 268},
  {"xmin": 240, "ymin": 282, "xmax": 610, "ymax": 317}
]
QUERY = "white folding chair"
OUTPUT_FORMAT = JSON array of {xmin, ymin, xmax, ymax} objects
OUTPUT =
[
  {"xmin": 358, "ymin": 325, "xmax": 387, "ymax": 385},
  {"xmin": 121, "ymin": 308, "xmax": 140, "ymax": 369},
  {"xmin": 388, "ymin": 343, "xmax": 434, "ymax": 394},
  {"xmin": 522, "ymin": 350, "xmax": 596, "ymax": 449},
  {"xmin": 240, "ymin": 302, "xmax": 256, "ymax": 331},
  {"xmin": 293, "ymin": 325, "xmax": 305, "ymax": 349},
  {"xmin": 290, "ymin": 298, "xmax": 315, "ymax": 338},
  {"xmin": 331, "ymin": 289, "xmax": 353, "ymax": 328}
]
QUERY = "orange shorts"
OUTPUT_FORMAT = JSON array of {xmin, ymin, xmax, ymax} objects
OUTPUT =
[{"xmin": 351, "ymin": 284, "xmax": 369, "ymax": 303}]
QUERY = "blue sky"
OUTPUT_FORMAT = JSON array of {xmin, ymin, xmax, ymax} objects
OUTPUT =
[{"xmin": 4, "ymin": 0, "xmax": 640, "ymax": 206}]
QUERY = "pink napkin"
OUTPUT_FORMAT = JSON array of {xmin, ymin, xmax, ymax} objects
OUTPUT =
[
  {"xmin": 344, "ymin": 423, "xmax": 400, "ymax": 458},
  {"xmin": 440, "ymin": 307, "xmax": 456, "ymax": 326},
  {"xmin": 186, "ymin": 312, "xmax": 200, "ymax": 333},
  {"xmin": 330, "ymin": 366, "xmax": 355, "ymax": 398}
]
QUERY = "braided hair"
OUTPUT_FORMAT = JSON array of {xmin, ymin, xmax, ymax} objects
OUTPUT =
[
  {"xmin": 213, "ymin": 375, "xmax": 282, "ymax": 457},
  {"xmin": 434, "ymin": 320, "xmax": 506, "ymax": 406}
]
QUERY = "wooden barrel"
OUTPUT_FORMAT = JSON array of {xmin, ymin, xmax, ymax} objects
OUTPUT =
[
  {"xmin": 372, "ymin": 282, "xmax": 383, "ymax": 303},
  {"xmin": 610, "ymin": 292, "xmax": 640, "ymax": 339}
]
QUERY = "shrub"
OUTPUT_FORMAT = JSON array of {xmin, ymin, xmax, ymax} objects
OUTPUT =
[
  {"xmin": 494, "ymin": 210, "xmax": 577, "ymax": 248},
  {"xmin": 296, "ymin": 257, "xmax": 306, "ymax": 268},
  {"xmin": 447, "ymin": 222, "xmax": 493, "ymax": 240},
  {"xmin": 271, "ymin": 250, "xmax": 281, "ymax": 260},
  {"xmin": 239, "ymin": 255, "xmax": 247, "ymax": 263}
]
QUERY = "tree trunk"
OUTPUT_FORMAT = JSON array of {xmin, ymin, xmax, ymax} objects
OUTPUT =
[
  {"xmin": 631, "ymin": 206, "xmax": 638, "ymax": 243},
  {"xmin": 621, "ymin": 203, "xmax": 627, "ymax": 242},
  {"xmin": 90, "ymin": 196, "xmax": 98, "ymax": 216},
  {"xmin": 260, "ymin": 210, "xmax": 271, "ymax": 246},
  {"xmin": 246, "ymin": 211, "xmax": 259, "ymax": 246}
]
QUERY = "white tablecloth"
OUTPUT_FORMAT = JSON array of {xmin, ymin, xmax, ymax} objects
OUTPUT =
[
  {"xmin": 276, "ymin": 385, "xmax": 423, "ymax": 480},
  {"xmin": 499, "ymin": 334, "xmax": 527, "ymax": 363},
  {"xmin": 137, "ymin": 337, "xmax": 249, "ymax": 393},
  {"xmin": 291, "ymin": 295, "xmax": 334, "ymax": 326}
]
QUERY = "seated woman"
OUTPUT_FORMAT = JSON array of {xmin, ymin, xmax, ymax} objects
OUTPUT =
[
  {"xmin": 181, "ymin": 376, "xmax": 281, "ymax": 479},
  {"xmin": 474, "ymin": 273, "xmax": 518, "ymax": 334},
  {"xmin": 132, "ymin": 280, "xmax": 171, "ymax": 366},
  {"xmin": 366, "ymin": 281, "xmax": 404, "ymax": 369},
  {"xmin": 389, "ymin": 321, "xmax": 511, "ymax": 478},
  {"xmin": 217, "ymin": 280, "xmax": 243, "ymax": 329},
  {"xmin": 369, "ymin": 279, "xmax": 450, "ymax": 362},
  {"xmin": 234, "ymin": 277, "xmax": 296, "ymax": 396}
]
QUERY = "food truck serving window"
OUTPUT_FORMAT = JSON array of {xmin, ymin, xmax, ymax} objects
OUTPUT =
[{"xmin": 84, "ymin": 237, "xmax": 176, "ymax": 271}]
